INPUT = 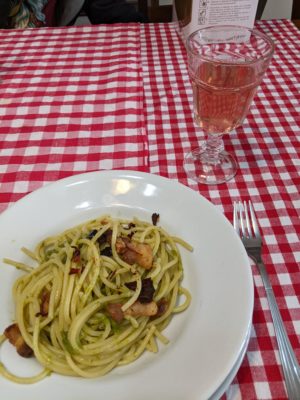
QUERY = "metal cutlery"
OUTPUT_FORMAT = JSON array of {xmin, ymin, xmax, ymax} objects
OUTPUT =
[{"xmin": 233, "ymin": 201, "xmax": 300, "ymax": 400}]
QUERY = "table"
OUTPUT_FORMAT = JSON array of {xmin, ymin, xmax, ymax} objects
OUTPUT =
[
  {"xmin": 141, "ymin": 19, "xmax": 300, "ymax": 399},
  {"xmin": 0, "ymin": 18, "xmax": 300, "ymax": 399}
]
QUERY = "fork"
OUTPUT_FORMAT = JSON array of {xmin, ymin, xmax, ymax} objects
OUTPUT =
[{"xmin": 234, "ymin": 201, "xmax": 300, "ymax": 400}]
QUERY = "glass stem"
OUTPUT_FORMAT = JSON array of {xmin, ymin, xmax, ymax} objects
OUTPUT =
[{"xmin": 204, "ymin": 134, "xmax": 224, "ymax": 165}]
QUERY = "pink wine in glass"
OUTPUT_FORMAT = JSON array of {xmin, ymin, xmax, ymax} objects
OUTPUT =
[{"xmin": 192, "ymin": 63, "xmax": 258, "ymax": 135}]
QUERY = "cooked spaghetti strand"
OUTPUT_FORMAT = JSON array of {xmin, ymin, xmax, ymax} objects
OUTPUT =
[{"xmin": 1, "ymin": 215, "xmax": 192, "ymax": 383}]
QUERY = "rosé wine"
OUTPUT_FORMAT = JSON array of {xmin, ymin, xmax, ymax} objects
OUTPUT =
[{"xmin": 191, "ymin": 62, "xmax": 259, "ymax": 134}]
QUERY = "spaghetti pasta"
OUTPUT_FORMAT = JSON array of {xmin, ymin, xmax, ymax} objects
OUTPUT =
[{"xmin": 0, "ymin": 215, "xmax": 192, "ymax": 383}]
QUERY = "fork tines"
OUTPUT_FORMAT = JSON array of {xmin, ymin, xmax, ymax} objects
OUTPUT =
[{"xmin": 233, "ymin": 201, "xmax": 260, "ymax": 239}]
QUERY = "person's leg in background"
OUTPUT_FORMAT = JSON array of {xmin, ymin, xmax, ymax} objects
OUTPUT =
[{"xmin": 84, "ymin": 0, "xmax": 148, "ymax": 24}]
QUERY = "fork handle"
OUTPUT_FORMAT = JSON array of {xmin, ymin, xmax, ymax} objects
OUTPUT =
[{"xmin": 258, "ymin": 261, "xmax": 300, "ymax": 399}]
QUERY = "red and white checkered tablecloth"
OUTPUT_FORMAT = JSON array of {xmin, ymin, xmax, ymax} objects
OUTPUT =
[
  {"xmin": 141, "ymin": 19, "xmax": 300, "ymax": 400},
  {"xmin": 0, "ymin": 23, "xmax": 148, "ymax": 212},
  {"xmin": 0, "ymin": 18, "xmax": 300, "ymax": 400}
]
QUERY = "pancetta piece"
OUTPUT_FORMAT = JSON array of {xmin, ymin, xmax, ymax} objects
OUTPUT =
[{"xmin": 4, "ymin": 323, "xmax": 33, "ymax": 358}]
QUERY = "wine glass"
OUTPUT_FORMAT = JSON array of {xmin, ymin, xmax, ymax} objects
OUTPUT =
[{"xmin": 184, "ymin": 25, "xmax": 274, "ymax": 184}]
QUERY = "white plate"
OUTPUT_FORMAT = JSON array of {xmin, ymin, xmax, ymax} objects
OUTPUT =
[
  {"xmin": 0, "ymin": 170, "xmax": 253, "ymax": 400},
  {"xmin": 209, "ymin": 323, "xmax": 251, "ymax": 400}
]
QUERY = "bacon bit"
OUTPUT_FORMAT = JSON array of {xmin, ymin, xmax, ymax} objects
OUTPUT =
[
  {"xmin": 108, "ymin": 270, "xmax": 116, "ymax": 280},
  {"xmin": 125, "ymin": 278, "xmax": 155, "ymax": 303},
  {"xmin": 125, "ymin": 281, "xmax": 137, "ymax": 291},
  {"xmin": 87, "ymin": 229, "xmax": 98, "ymax": 239},
  {"xmin": 71, "ymin": 246, "xmax": 81, "ymax": 263},
  {"xmin": 69, "ymin": 268, "xmax": 81, "ymax": 275},
  {"xmin": 98, "ymin": 229, "xmax": 113, "ymax": 246},
  {"xmin": 115, "ymin": 237, "xmax": 127, "ymax": 253},
  {"xmin": 106, "ymin": 303, "xmax": 124, "ymax": 323},
  {"xmin": 38, "ymin": 289, "xmax": 50, "ymax": 317},
  {"xmin": 151, "ymin": 213, "xmax": 160, "ymax": 226},
  {"xmin": 97, "ymin": 228, "xmax": 153, "ymax": 269},
  {"xmin": 107, "ymin": 298, "xmax": 159, "ymax": 322},
  {"xmin": 156, "ymin": 298, "xmax": 168, "ymax": 317},
  {"xmin": 116, "ymin": 237, "xmax": 153, "ymax": 269},
  {"xmin": 101, "ymin": 246, "xmax": 113, "ymax": 257},
  {"xmin": 124, "ymin": 222, "xmax": 136, "ymax": 230},
  {"xmin": 4, "ymin": 324, "xmax": 33, "ymax": 358},
  {"xmin": 127, "ymin": 231, "xmax": 135, "ymax": 239},
  {"xmin": 125, "ymin": 301, "xmax": 158, "ymax": 317}
]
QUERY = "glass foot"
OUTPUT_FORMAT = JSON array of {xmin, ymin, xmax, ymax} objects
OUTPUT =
[{"xmin": 184, "ymin": 147, "xmax": 237, "ymax": 185}]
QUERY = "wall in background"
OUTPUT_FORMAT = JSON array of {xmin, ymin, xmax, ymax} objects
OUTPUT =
[
  {"xmin": 155, "ymin": 0, "xmax": 294, "ymax": 19},
  {"xmin": 262, "ymin": 0, "xmax": 293, "ymax": 19}
]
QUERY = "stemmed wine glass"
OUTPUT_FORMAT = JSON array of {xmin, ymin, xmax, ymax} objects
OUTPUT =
[{"xmin": 184, "ymin": 25, "xmax": 274, "ymax": 184}]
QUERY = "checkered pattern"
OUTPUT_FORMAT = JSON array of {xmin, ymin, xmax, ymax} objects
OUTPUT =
[
  {"xmin": 141, "ymin": 20, "xmax": 300, "ymax": 400},
  {"xmin": 0, "ymin": 24, "xmax": 148, "ymax": 212},
  {"xmin": 0, "ymin": 19, "xmax": 299, "ymax": 399}
]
